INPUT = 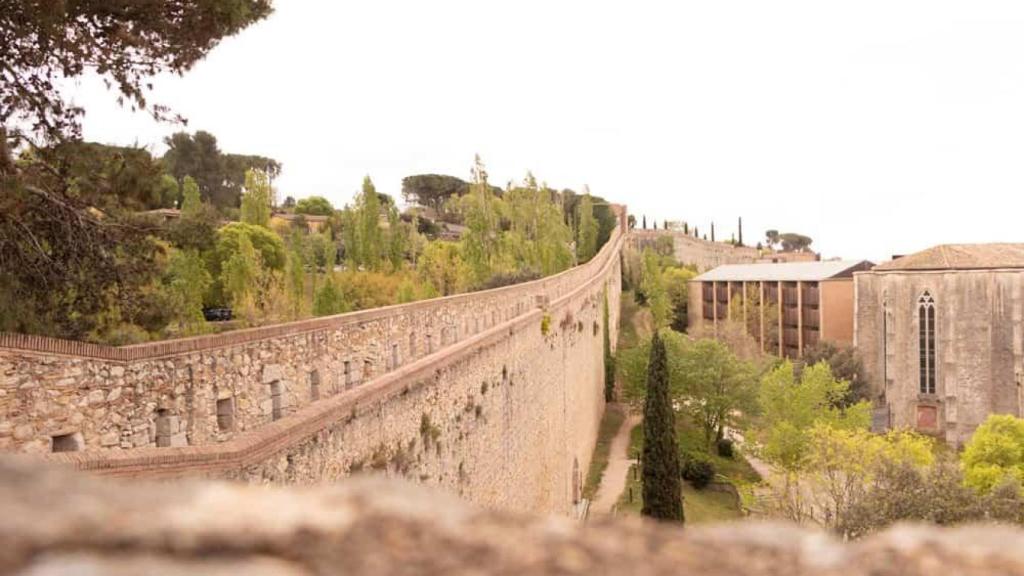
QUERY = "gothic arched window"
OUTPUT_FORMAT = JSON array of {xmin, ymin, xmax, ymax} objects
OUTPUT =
[{"xmin": 918, "ymin": 291, "xmax": 936, "ymax": 394}]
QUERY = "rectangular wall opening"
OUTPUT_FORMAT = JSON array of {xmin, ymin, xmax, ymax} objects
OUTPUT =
[
  {"xmin": 51, "ymin": 432, "xmax": 81, "ymax": 453},
  {"xmin": 270, "ymin": 381, "xmax": 282, "ymax": 420},
  {"xmin": 309, "ymin": 369, "xmax": 320, "ymax": 401},
  {"xmin": 216, "ymin": 398, "xmax": 234, "ymax": 431}
]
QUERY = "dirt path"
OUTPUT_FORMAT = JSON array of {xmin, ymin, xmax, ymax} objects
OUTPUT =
[{"xmin": 591, "ymin": 412, "xmax": 642, "ymax": 515}]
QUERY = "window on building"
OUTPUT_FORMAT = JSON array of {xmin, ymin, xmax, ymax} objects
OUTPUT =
[{"xmin": 918, "ymin": 291, "xmax": 936, "ymax": 395}]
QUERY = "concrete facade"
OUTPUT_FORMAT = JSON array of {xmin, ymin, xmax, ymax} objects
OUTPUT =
[
  {"xmin": 688, "ymin": 261, "xmax": 872, "ymax": 357},
  {"xmin": 855, "ymin": 266, "xmax": 1024, "ymax": 445},
  {"xmin": 0, "ymin": 223, "xmax": 623, "ymax": 516}
]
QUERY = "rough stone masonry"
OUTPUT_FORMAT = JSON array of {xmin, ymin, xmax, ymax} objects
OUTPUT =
[{"xmin": 4, "ymin": 458, "xmax": 1024, "ymax": 576}]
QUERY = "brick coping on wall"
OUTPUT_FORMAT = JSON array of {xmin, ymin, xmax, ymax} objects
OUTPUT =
[
  {"xmin": 0, "ymin": 226, "xmax": 622, "ymax": 363},
  {"xmin": 35, "ymin": 231, "xmax": 623, "ymax": 477}
]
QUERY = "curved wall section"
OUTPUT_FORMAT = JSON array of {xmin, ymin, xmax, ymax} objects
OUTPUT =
[{"xmin": 0, "ymin": 225, "xmax": 623, "ymax": 516}]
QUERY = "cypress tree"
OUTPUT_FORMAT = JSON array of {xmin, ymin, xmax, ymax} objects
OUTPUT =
[
  {"xmin": 642, "ymin": 215, "xmax": 647, "ymax": 229},
  {"xmin": 603, "ymin": 291, "xmax": 615, "ymax": 402},
  {"xmin": 738, "ymin": 217, "xmax": 744, "ymax": 246},
  {"xmin": 641, "ymin": 331, "xmax": 684, "ymax": 523},
  {"xmin": 711, "ymin": 222, "xmax": 716, "ymax": 242}
]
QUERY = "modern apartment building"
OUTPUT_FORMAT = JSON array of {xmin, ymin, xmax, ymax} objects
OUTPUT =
[{"xmin": 688, "ymin": 260, "xmax": 873, "ymax": 357}]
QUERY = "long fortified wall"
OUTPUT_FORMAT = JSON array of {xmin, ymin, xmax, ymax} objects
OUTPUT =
[
  {"xmin": 629, "ymin": 230, "xmax": 761, "ymax": 271},
  {"xmin": 0, "ymin": 222, "xmax": 624, "ymax": 516}
]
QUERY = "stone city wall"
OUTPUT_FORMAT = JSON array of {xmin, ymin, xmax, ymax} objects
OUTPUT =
[
  {"xmin": 629, "ymin": 230, "xmax": 761, "ymax": 271},
  {"xmin": 1, "ymin": 226, "xmax": 622, "ymax": 516},
  {"xmin": 0, "ymin": 225, "xmax": 620, "ymax": 455}
]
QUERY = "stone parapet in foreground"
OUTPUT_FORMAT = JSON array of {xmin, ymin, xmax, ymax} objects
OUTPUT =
[{"xmin": 2, "ymin": 459, "xmax": 1024, "ymax": 576}]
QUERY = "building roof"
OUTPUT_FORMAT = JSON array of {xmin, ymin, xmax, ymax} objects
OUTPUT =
[
  {"xmin": 873, "ymin": 243, "xmax": 1024, "ymax": 272},
  {"xmin": 694, "ymin": 260, "xmax": 872, "ymax": 282}
]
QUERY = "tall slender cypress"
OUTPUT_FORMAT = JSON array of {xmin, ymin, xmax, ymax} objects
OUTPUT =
[{"xmin": 641, "ymin": 331, "xmax": 684, "ymax": 523}]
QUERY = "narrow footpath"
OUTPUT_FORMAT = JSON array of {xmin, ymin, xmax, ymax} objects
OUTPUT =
[{"xmin": 590, "ymin": 412, "xmax": 642, "ymax": 515}]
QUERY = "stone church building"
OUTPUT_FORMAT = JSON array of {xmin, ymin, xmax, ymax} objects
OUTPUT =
[{"xmin": 855, "ymin": 244, "xmax": 1024, "ymax": 445}]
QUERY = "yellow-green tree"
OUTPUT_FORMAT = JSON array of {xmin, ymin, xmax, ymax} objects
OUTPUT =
[
  {"xmin": 240, "ymin": 168, "xmax": 272, "ymax": 228},
  {"xmin": 962, "ymin": 414, "xmax": 1024, "ymax": 493},
  {"xmin": 641, "ymin": 249, "xmax": 670, "ymax": 329},
  {"xmin": 576, "ymin": 188, "xmax": 598, "ymax": 263},
  {"xmin": 180, "ymin": 175, "xmax": 201, "ymax": 217},
  {"xmin": 458, "ymin": 155, "xmax": 501, "ymax": 285},
  {"xmin": 419, "ymin": 241, "xmax": 468, "ymax": 296},
  {"xmin": 162, "ymin": 248, "xmax": 212, "ymax": 336},
  {"xmin": 221, "ymin": 232, "xmax": 262, "ymax": 323}
]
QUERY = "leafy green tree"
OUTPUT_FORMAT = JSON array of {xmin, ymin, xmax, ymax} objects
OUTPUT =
[
  {"xmin": 295, "ymin": 196, "xmax": 334, "ymax": 216},
  {"xmin": 962, "ymin": 414, "xmax": 1024, "ymax": 493},
  {"xmin": 641, "ymin": 249, "xmax": 670, "ymax": 329},
  {"xmin": 677, "ymin": 339, "xmax": 759, "ymax": 447},
  {"xmin": 576, "ymin": 190, "xmax": 598, "ymax": 263},
  {"xmin": 342, "ymin": 176, "xmax": 385, "ymax": 270},
  {"xmin": 163, "ymin": 132, "xmax": 281, "ymax": 210},
  {"xmin": 3, "ymin": 2, "xmax": 272, "ymax": 144},
  {"xmin": 313, "ymin": 274, "xmax": 348, "ymax": 316},
  {"xmin": 215, "ymin": 223, "xmax": 286, "ymax": 272},
  {"xmin": 755, "ymin": 361, "xmax": 871, "ymax": 473},
  {"xmin": 180, "ymin": 176, "xmax": 202, "ymax": 217},
  {"xmin": 157, "ymin": 174, "xmax": 180, "ymax": 208},
  {"xmin": 418, "ymin": 241, "xmax": 468, "ymax": 296},
  {"xmin": 221, "ymin": 232, "xmax": 262, "ymax": 322},
  {"xmin": 401, "ymin": 174, "xmax": 471, "ymax": 218},
  {"xmin": 162, "ymin": 248, "xmax": 213, "ymax": 335},
  {"xmin": 458, "ymin": 156, "xmax": 501, "ymax": 286},
  {"xmin": 603, "ymin": 290, "xmax": 615, "ymax": 402},
  {"xmin": 779, "ymin": 233, "xmax": 813, "ymax": 252},
  {"xmin": 240, "ymin": 168, "xmax": 272, "ymax": 228},
  {"xmin": 641, "ymin": 331, "xmax": 684, "ymax": 523},
  {"xmin": 284, "ymin": 248, "xmax": 306, "ymax": 319},
  {"xmin": 800, "ymin": 342, "xmax": 870, "ymax": 406},
  {"xmin": 664, "ymin": 266, "xmax": 696, "ymax": 332},
  {"xmin": 799, "ymin": 425, "xmax": 934, "ymax": 530}
]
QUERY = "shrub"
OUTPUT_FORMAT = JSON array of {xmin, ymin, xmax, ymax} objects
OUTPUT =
[
  {"xmin": 716, "ymin": 438, "xmax": 735, "ymax": 459},
  {"xmin": 682, "ymin": 456, "xmax": 716, "ymax": 489},
  {"xmin": 962, "ymin": 414, "xmax": 1024, "ymax": 493}
]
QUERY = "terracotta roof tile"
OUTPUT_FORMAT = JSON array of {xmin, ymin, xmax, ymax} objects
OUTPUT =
[{"xmin": 873, "ymin": 243, "xmax": 1024, "ymax": 271}]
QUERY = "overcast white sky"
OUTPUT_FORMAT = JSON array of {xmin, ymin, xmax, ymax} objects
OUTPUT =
[{"xmin": 73, "ymin": 1, "xmax": 1024, "ymax": 262}]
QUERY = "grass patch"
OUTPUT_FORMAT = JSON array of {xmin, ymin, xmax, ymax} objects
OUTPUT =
[
  {"xmin": 617, "ymin": 291, "xmax": 652, "ymax": 350},
  {"xmin": 615, "ymin": 416, "xmax": 758, "ymax": 522},
  {"xmin": 582, "ymin": 405, "xmax": 627, "ymax": 500}
]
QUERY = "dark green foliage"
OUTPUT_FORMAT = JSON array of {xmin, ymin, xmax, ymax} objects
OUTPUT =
[
  {"xmin": 294, "ymin": 196, "xmax": 334, "ymax": 216},
  {"xmin": 800, "ymin": 342, "xmax": 870, "ymax": 406},
  {"xmin": 603, "ymin": 292, "xmax": 615, "ymax": 402},
  {"xmin": 162, "ymin": 131, "xmax": 281, "ymax": 210},
  {"xmin": 641, "ymin": 331, "xmax": 684, "ymax": 523},
  {"xmin": 710, "ymin": 222, "xmax": 715, "ymax": 242},
  {"xmin": 42, "ymin": 142, "xmax": 171, "ymax": 212},
  {"xmin": 2, "ymin": 0, "xmax": 272, "ymax": 143},
  {"xmin": 161, "ymin": 203, "xmax": 220, "ymax": 253},
  {"xmin": 716, "ymin": 438, "xmax": 735, "ymax": 459},
  {"xmin": 737, "ymin": 217, "xmax": 744, "ymax": 246},
  {"xmin": 779, "ymin": 233, "xmax": 813, "ymax": 252},
  {"xmin": 642, "ymin": 215, "xmax": 647, "ymax": 229},
  {"xmin": 683, "ymin": 456, "xmax": 716, "ymax": 489},
  {"xmin": 401, "ymin": 174, "xmax": 471, "ymax": 218}
]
